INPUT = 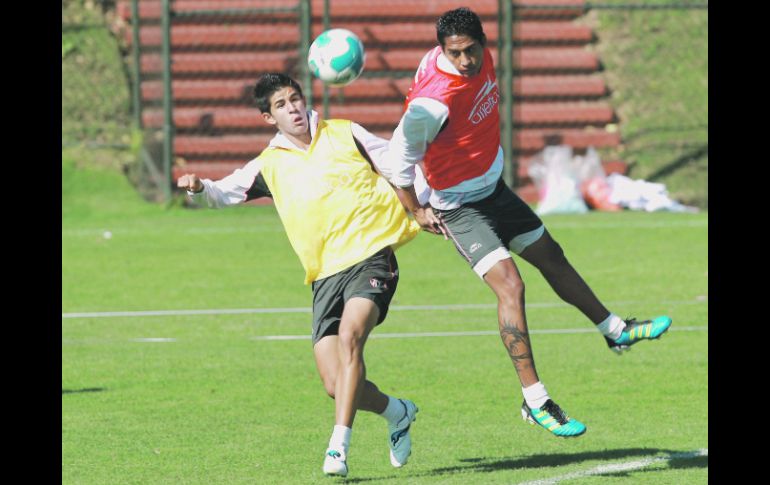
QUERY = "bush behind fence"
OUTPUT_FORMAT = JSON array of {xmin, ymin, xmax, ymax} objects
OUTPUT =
[{"xmin": 62, "ymin": 0, "xmax": 133, "ymax": 149}]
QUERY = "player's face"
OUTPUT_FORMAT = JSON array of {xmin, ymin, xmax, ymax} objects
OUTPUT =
[
  {"xmin": 262, "ymin": 86, "xmax": 309, "ymax": 138},
  {"xmin": 441, "ymin": 34, "xmax": 484, "ymax": 77}
]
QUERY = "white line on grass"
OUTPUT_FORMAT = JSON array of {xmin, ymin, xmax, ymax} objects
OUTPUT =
[
  {"xmin": 250, "ymin": 326, "xmax": 707, "ymax": 341},
  {"xmin": 62, "ymin": 298, "xmax": 707, "ymax": 319},
  {"xmin": 546, "ymin": 220, "xmax": 707, "ymax": 229},
  {"xmin": 515, "ymin": 448, "xmax": 708, "ymax": 485},
  {"xmin": 61, "ymin": 326, "xmax": 707, "ymax": 345},
  {"xmin": 61, "ymin": 218, "xmax": 706, "ymax": 238}
]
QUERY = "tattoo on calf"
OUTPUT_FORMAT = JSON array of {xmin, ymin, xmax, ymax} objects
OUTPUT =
[{"xmin": 500, "ymin": 321, "xmax": 533, "ymax": 371}]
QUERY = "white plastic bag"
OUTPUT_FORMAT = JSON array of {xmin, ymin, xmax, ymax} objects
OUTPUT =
[
  {"xmin": 528, "ymin": 145, "xmax": 588, "ymax": 215},
  {"xmin": 606, "ymin": 173, "xmax": 698, "ymax": 212}
]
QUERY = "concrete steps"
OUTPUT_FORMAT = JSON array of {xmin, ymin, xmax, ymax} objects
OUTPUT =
[
  {"xmin": 127, "ymin": 21, "xmax": 594, "ymax": 48},
  {"xmin": 144, "ymin": 101, "xmax": 616, "ymax": 131},
  {"xmin": 137, "ymin": 47, "xmax": 600, "ymax": 76},
  {"xmin": 173, "ymin": 128, "xmax": 620, "ymax": 159},
  {"xmin": 141, "ymin": 75, "xmax": 608, "ymax": 103},
  {"xmin": 117, "ymin": 0, "xmax": 624, "ymax": 202},
  {"xmin": 120, "ymin": 0, "xmax": 587, "ymax": 22}
]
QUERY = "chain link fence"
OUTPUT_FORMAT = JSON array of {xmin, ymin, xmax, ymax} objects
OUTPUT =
[
  {"xmin": 63, "ymin": 0, "xmax": 707, "ymax": 207},
  {"xmin": 124, "ymin": 0, "xmax": 310, "ymax": 201}
]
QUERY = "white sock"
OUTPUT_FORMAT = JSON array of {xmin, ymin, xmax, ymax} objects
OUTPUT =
[
  {"xmin": 379, "ymin": 395, "xmax": 404, "ymax": 424},
  {"xmin": 597, "ymin": 313, "xmax": 626, "ymax": 340},
  {"xmin": 522, "ymin": 381, "xmax": 550, "ymax": 410},
  {"xmin": 328, "ymin": 425, "xmax": 351, "ymax": 454}
]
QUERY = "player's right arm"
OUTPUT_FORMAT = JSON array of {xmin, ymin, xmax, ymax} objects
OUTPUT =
[
  {"xmin": 177, "ymin": 173, "xmax": 204, "ymax": 193},
  {"xmin": 176, "ymin": 157, "xmax": 271, "ymax": 208},
  {"xmin": 383, "ymin": 98, "xmax": 449, "ymax": 237},
  {"xmin": 386, "ymin": 97, "xmax": 448, "ymax": 189},
  {"xmin": 350, "ymin": 121, "xmax": 446, "ymax": 238}
]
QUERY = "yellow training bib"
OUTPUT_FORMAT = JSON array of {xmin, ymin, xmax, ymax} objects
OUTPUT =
[{"xmin": 258, "ymin": 119, "xmax": 420, "ymax": 284}]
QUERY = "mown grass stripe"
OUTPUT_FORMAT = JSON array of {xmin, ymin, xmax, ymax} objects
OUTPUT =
[
  {"xmin": 62, "ymin": 298, "xmax": 707, "ymax": 319},
  {"xmin": 247, "ymin": 326, "xmax": 707, "ymax": 342}
]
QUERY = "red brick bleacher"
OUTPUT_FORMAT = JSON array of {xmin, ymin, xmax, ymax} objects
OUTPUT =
[{"xmin": 117, "ymin": 0, "xmax": 625, "ymax": 203}]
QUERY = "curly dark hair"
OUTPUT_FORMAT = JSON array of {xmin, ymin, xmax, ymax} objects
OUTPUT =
[
  {"xmin": 252, "ymin": 73, "xmax": 304, "ymax": 114},
  {"xmin": 436, "ymin": 7, "xmax": 486, "ymax": 47}
]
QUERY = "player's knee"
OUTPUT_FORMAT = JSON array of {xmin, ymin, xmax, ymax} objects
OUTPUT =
[
  {"xmin": 337, "ymin": 330, "xmax": 366, "ymax": 361},
  {"xmin": 545, "ymin": 237, "xmax": 567, "ymax": 264},
  {"xmin": 539, "ymin": 239, "xmax": 568, "ymax": 272},
  {"xmin": 548, "ymin": 240, "xmax": 568, "ymax": 266},
  {"xmin": 497, "ymin": 276, "xmax": 525, "ymax": 306}
]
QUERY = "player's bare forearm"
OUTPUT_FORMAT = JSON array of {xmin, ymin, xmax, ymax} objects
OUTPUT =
[
  {"xmin": 393, "ymin": 184, "xmax": 448, "ymax": 239},
  {"xmin": 393, "ymin": 184, "xmax": 422, "ymax": 215}
]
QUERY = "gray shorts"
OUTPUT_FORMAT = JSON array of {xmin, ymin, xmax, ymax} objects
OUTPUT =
[
  {"xmin": 310, "ymin": 247, "xmax": 399, "ymax": 345},
  {"xmin": 435, "ymin": 178, "xmax": 545, "ymax": 278}
]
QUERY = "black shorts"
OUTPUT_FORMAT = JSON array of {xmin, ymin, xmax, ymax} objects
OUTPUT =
[
  {"xmin": 310, "ymin": 247, "xmax": 399, "ymax": 345},
  {"xmin": 434, "ymin": 178, "xmax": 544, "ymax": 272}
]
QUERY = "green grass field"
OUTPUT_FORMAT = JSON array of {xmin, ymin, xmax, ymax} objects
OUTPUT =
[{"xmin": 62, "ymin": 163, "xmax": 708, "ymax": 484}]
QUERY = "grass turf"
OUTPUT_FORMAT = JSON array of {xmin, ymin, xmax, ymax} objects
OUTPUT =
[{"xmin": 62, "ymin": 164, "xmax": 707, "ymax": 484}]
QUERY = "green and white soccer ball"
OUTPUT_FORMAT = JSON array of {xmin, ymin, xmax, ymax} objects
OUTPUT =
[{"xmin": 308, "ymin": 28, "xmax": 365, "ymax": 87}]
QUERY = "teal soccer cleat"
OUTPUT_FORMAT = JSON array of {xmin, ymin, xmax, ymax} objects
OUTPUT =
[
  {"xmin": 606, "ymin": 316, "xmax": 673, "ymax": 354},
  {"xmin": 388, "ymin": 399, "xmax": 418, "ymax": 467},
  {"xmin": 521, "ymin": 399, "xmax": 587, "ymax": 438}
]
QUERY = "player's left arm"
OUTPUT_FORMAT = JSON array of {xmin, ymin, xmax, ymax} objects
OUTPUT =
[
  {"xmin": 351, "ymin": 123, "xmax": 389, "ymax": 176},
  {"xmin": 182, "ymin": 157, "xmax": 270, "ymax": 208}
]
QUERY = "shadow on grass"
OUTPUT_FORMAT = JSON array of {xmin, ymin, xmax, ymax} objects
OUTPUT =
[
  {"xmin": 646, "ymin": 144, "xmax": 708, "ymax": 182},
  {"xmin": 668, "ymin": 454, "xmax": 708, "ymax": 470},
  {"xmin": 432, "ymin": 447, "xmax": 674, "ymax": 474},
  {"xmin": 338, "ymin": 447, "xmax": 706, "ymax": 483},
  {"xmin": 622, "ymin": 124, "xmax": 708, "ymax": 144},
  {"xmin": 62, "ymin": 387, "xmax": 106, "ymax": 395}
]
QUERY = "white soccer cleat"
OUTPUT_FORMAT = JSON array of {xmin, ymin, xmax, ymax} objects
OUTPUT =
[
  {"xmin": 322, "ymin": 448, "xmax": 348, "ymax": 477},
  {"xmin": 388, "ymin": 399, "xmax": 418, "ymax": 467}
]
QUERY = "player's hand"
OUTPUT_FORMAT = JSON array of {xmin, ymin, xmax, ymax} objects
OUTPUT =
[
  {"xmin": 414, "ymin": 207, "xmax": 448, "ymax": 240},
  {"xmin": 177, "ymin": 173, "xmax": 203, "ymax": 193}
]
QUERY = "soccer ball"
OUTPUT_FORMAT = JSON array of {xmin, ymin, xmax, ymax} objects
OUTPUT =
[{"xmin": 308, "ymin": 28, "xmax": 365, "ymax": 87}]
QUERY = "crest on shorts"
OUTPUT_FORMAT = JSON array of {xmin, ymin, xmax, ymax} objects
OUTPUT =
[
  {"xmin": 370, "ymin": 278, "xmax": 387, "ymax": 289},
  {"xmin": 470, "ymin": 242, "xmax": 483, "ymax": 253}
]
